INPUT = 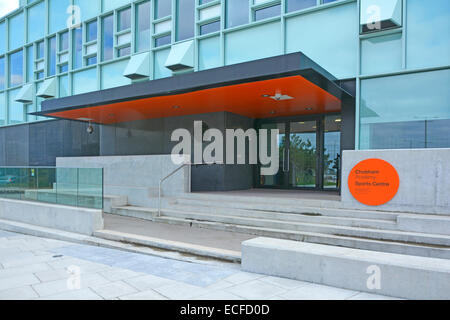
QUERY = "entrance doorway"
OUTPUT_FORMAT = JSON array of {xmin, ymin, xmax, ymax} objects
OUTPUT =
[{"xmin": 257, "ymin": 114, "xmax": 341, "ymax": 191}]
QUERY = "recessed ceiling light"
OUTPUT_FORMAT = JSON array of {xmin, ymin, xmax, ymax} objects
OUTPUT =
[
  {"xmin": 305, "ymin": 107, "xmax": 313, "ymax": 111},
  {"xmin": 335, "ymin": 118, "xmax": 342, "ymax": 122},
  {"xmin": 77, "ymin": 117, "xmax": 93, "ymax": 121},
  {"xmin": 270, "ymin": 93, "xmax": 293, "ymax": 101}
]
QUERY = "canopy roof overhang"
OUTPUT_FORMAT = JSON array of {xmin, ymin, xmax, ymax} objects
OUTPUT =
[{"xmin": 34, "ymin": 52, "xmax": 353, "ymax": 125}]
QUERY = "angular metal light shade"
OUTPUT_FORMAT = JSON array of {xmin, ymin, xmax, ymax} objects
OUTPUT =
[
  {"xmin": 123, "ymin": 52, "xmax": 150, "ymax": 80},
  {"xmin": 360, "ymin": 0, "xmax": 402, "ymax": 33},
  {"xmin": 165, "ymin": 40, "xmax": 194, "ymax": 72},
  {"xmin": 37, "ymin": 78, "xmax": 57, "ymax": 98},
  {"xmin": 15, "ymin": 83, "xmax": 34, "ymax": 104}
]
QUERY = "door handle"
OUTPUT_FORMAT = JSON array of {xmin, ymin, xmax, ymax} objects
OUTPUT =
[
  {"xmin": 286, "ymin": 149, "xmax": 290, "ymax": 172},
  {"xmin": 283, "ymin": 149, "xmax": 290, "ymax": 173}
]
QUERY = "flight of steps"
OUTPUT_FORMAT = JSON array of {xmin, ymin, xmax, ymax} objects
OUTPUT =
[{"xmin": 105, "ymin": 193, "xmax": 450, "ymax": 260}]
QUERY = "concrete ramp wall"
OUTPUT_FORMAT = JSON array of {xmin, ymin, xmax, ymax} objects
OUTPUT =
[
  {"xmin": 0, "ymin": 198, "xmax": 103, "ymax": 235},
  {"xmin": 57, "ymin": 155, "xmax": 190, "ymax": 208},
  {"xmin": 341, "ymin": 148, "xmax": 450, "ymax": 215}
]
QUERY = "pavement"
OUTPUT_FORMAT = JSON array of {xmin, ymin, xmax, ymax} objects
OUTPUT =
[
  {"xmin": 104, "ymin": 213, "xmax": 253, "ymax": 252},
  {"xmin": 0, "ymin": 230, "xmax": 402, "ymax": 300}
]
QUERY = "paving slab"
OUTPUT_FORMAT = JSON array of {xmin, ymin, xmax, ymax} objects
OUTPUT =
[
  {"xmin": 0, "ymin": 286, "xmax": 39, "ymax": 300},
  {"xmin": 91, "ymin": 281, "xmax": 138, "ymax": 299},
  {"xmin": 224, "ymin": 279, "xmax": 288, "ymax": 300}
]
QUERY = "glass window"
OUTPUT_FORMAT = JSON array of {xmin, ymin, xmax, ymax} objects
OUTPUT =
[
  {"xmin": 60, "ymin": 64, "xmax": 69, "ymax": 73},
  {"xmin": 60, "ymin": 32, "xmax": 69, "ymax": 51},
  {"xmin": 49, "ymin": 0, "xmax": 71, "ymax": 34},
  {"xmin": 200, "ymin": 0, "xmax": 214, "ymax": 4},
  {"xmin": 360, "ymin": 69, "xmax": 450, "ymax": 150},
  {"xmin": 8, "ymin": 88, "xmax": 24, "ymax": 124},
  {"xmin": 9, "ymin": 50, "xmax": 23, "ymax": 87},
  {"xmin": 28, "ymin": 1, "xmax": 45, "ymax": 43},
  {"xmin": 285, "ymin": 2, "xmax": 357, "ymax": 79},
  {"xmin": 155, "ymin": 34, "xmax": 171, "ymax": 47},
  {"xmin": 361, "ymin": 33, "xmax": 402, "ymax": 75},
  {"xmin": 73, "ymin": 27, "xmax": 83, "ymax": 69},
  {"xmin": 286, "ymin": 0, "xmax": 316, "ymax": 13},
  {"xmin": 48, "ymin": 37, "xmax": 57, "ymax": 76},
  {"xmin": 227, "ymin": 0, "xmax": 248, "ymax": 28},
  {"xmin": 102, "ymin": 15, "xmax": 114, "ymax": 61},
  {"xmin": 86, "ymin": 56, "xmax": 97, "ymax": 66},
  {"xmin": 255, "ymin": 4, "xmax": 281, "ymax": 21},
  {"xmin": 9, "ymin": 13, "xmax": 24, "ymax": 51},
  {"xmin": 101, "ymin": 59, "xmax": 131, "ymax": 89},
  {"xmin": 0, "ymin": 57, "xmax": 5, "ymax": 90},
  {"xmin": 102, "ymin": 0, "xmax": 131, "ymax": 12},
  {"xmin": 406, "ymin": 0, "xmax": 450, "ymax": 69},
  {"xmin": 323, "ymin": 0, "xmax": 338, "ymax": 3},
  {"xmin": 26, "ymin": 46, "xmax": 33, "ymax": 82},
  {"xmin": 36, "ymin": 71, "xmax": 44, "ymax": 80},
  {"xmin": 118, "ymin": 46, "xmax": 131, "ymax": 57},
  {"xmin": 75, "ymin": 0, "xmax": 100, "ymax": 22},
  {"xmin": 176, "ymin": 0, "xmax": 195, "ymax": 41},
  {"xmin": 136, "ymin": 1, "xmax": 151, "ymax": 52},
  {"xmin": 118, "ymin": 8, "xmax": 132, "ymax": 31},
  {"xmin": 59, "ymin": 74, "xmax": 69, "ymax": 97},
  {"xmin": 0, "ymin": 93, "xmax": 5, "ymax": 126},
  {"xmin": 154, "ymin": 48, "xmax": 171, "ymax": 79},
  {"xmin": 155, "ymin": 0, "xmax": 172, "ymax": 19},
  {"xmin": 37, "ymin": 41, "xmax": 45, "ymax": 59},
  {"xmin": 0, "ymin": 23, "xmax": 5, "ymax": 55},
  {"xmin": 323, "ymin": 115, "xmax": 341, "ymax": 190},
  {"xmin": 72, "ymin": 68, "xmax": 97, "ymax": 95},
  {"xmin": 199, "ymin": 36, "xmax": 221, "ymax": 70},
  {"xmin": 87, "ymin": 21, "xmax": 98, "ymax": 42},
  {"xmin": 200, "ymin": 21, "xmax": 221, "ymax": 35}
]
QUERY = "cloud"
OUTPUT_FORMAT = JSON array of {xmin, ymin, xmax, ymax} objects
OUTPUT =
[{"xmin": 0, "ymin": 0, "xmax": 19, "ymax": 18}]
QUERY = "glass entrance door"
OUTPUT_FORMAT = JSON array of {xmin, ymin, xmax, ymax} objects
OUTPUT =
[
  {"xmin": 288, "ymin": 121, "xmax": 317, "ymax": 188},
  {"xmin": 257, "ymin": 115, "xmax": 341, "ymax": 190}
]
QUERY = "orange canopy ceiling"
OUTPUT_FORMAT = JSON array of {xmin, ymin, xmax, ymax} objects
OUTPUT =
[{"xmin": 46, "ymin": 75, "xmax": 342, "ymax": 125}]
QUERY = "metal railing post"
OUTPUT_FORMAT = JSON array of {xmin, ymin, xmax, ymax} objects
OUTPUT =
[{"xmin": 158, "ymin": 162, "xmax": 191, "ymax": 217}]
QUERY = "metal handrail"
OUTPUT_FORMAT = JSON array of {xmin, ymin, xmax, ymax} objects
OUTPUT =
[{"xmin": 158, "ymin": 162, "xmax": 191, "ymax": 216}]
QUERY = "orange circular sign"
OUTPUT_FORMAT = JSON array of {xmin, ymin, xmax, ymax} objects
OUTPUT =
[{"xmin": 348, "ymin": 158, "xmax": 399, "ymax": 206}]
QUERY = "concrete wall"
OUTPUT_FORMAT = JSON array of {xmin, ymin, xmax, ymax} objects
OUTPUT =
[
  {"xmin": 242, "ymin": 237, "xmax": 450, "ymax": 300},
  {"xmin": 57, "ymin": 155, "xmax": 190, "ymax": 208},
  {"xmin": 0, "ymin": 198, "xmax": 103, "ymax": 235},
  {"xmin": 341, "ymin": 148, "xmax": 450, "ymax": 214}
]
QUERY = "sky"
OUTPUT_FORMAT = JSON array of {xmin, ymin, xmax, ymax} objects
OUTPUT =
[{"xmin": 0, "ymin": 0, "xmax": 19, "ymax": 18}]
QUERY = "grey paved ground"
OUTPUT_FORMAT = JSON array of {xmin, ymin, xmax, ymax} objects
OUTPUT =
[
  {"xmin": 104, "ymin": 214, "xmax": 254, "ymax": 252},
  {"xmin": 0, "ymin": 231, "xmax": 401, "ymax": 300}
]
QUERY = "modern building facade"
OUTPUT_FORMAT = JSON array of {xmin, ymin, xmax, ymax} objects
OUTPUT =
[{"xmin": 0, "ymin": 0, "xmax": 449, "ymax": 192}]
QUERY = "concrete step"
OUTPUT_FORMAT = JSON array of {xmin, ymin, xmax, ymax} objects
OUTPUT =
[
  {"xmin": 93, "ymin": 229, "xmax": 241, "ymax": 263},
  {"xmin": 171, "ymin": 197, "xmax": 399, "ymax": 221},
  {"xmin": 166, "ymin": 203, "xmax": 398, "ymax": 230},
  {"xmin": 103, "ymin": 195, "xmax": 128, "ymax": 213},
  {"xmin": 110, "ymin": 205, "xmax": 158, "ymax": 220},
  {"xmin": 177, "ymin": 192, "xmax": 343, "ymax": 209},
  {"xmin": 242, "ymin": 237, "xmax": 450, "ymax": 300},
  {"xmin": 152, "ymin": 216, "xmax": 450, "ymax": 259},
  {"xmin": 160, "ymin": 209, "xmax": 450, "ymax": 247}
]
